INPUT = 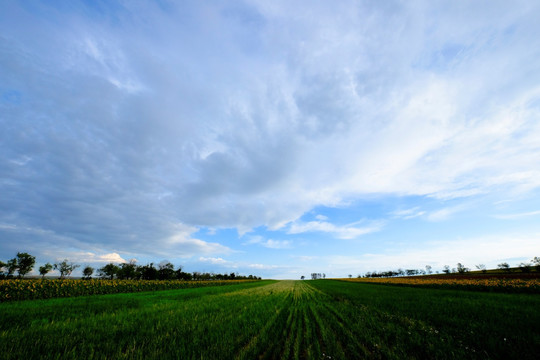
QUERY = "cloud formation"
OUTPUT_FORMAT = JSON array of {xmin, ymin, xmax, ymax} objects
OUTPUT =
[{"xmin": 1, "ymin": 1, "xmax": 540, "ymax": 276}]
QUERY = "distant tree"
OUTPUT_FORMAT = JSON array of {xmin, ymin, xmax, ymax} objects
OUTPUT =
[
  {"xmin": 158, "ymin": 261, "xmax": 175, "ymax": 280},
  {"xmin": 54, "ymin": 259, "xmax": 80, "ymax": 279},
  {"xmin": 475, "ymin": 264, "xmax": 487, "ymax": 273},
  {"xmin": 498, "ymin": 262, "xmax": 510, "ymax": 272},
  {"xmin": 82, "ymin": 266, "xmax": 94, "ymax": 279},
  {"xmin": 518, "ymin": 262, "xmax": 531, "ymax": 273},
  {"xmin": 117, "ymin": 260, "xmax": 138, "ymax": 280},
  {"xmin": 442, "ymin": 265, "xmax": 450, "ymax": 274},
  {"xmin": 532, "ymin": 257, "xmax": 540, "ymax": 271},
  {"xmin": 98, "ymin": 263, "xmax": 119, "ymax": 280},
  {"xmin": 300, "ymin": 275, "xmax": 305, "ymax": 280},
  {"xmin": 456, "ymin": 263, "xmax": 469, "ymax": 274},
  {"xmin": 7, "ymin": 258, "xmax": 19, "ymax": 277},
  {"xmin": 175, "ymin": 267, "xmax": 192, "ymax": 281},
  {"xmin": 348, "ymin": 274, "xmax": 352, "ymax": 279},
  {"xmin": 39, "ymin": 263, "xmax": 53, "ymax": 278},
  {"xmin": 0, "ymin": 260, "xmax": 6, "ymax": 278},
  {"xmin": 323, "ymin": 273, "xmax": 326, "ymax": 279},
  {"xmin": 406, "ymin": 269, "xmax": 416, "ymax": 276},
  {"xmin": 15, "ymin": 252, "xmax": 36, "ymax": 278},
  {"xmin": 425, "ymin": 265, "xmax": 432, "ymax": 275},
  {"xmin": 138, "ymin": 263, "xmax": 158, "ymax": 280}
]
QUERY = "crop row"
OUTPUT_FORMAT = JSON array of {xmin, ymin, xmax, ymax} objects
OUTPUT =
[
  {"xmin": 340, "ymin": 276, "xmax": 540, "ymax": 293},
  {"xmin": 0, "ymin": 279, "xmax": 258, "ymax": 302}
]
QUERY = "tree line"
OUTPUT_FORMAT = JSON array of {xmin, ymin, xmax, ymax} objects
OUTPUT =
[
  {"xmin": 0, "ymin": 252, "xmax": 261, "ymax": 281},
  {"xmin": 358, "ymin": 257, "xmax": 540, "ymax": 278}
]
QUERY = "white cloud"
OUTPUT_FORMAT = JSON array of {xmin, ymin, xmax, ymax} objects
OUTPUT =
[
  {"xmin": 391, "ymin": 208, "xmax": 426, "ymax": 220},
  {"xmin": 494, "ymin": 210, "xmax": 540, "ymax": 220},
  {"xmin": 244, "ymin": 236, "xmax": 292, "ymax": 249},
  {"xmin": 248, "ymin": 263, "xmax": 279, "ymax": 270},
  {"xmin": 60, "ymin": 252, "xmax": 127, "ymax": 264},
  {"xmin": 262, "ymin": 239, "xmax": 292, "ymax": 249},
  {"xmin": 199, "ymin": 257, "xmax": 229, "ymax": 265},
  {"xmin": 288, "ymin": 220, "xmax": 382, "ymax": 239},
  {"xmin": 165, "ymin": 223, "xmax": 232, "ymax": 257},
  {"xmin": 425, "ymin": 206, "xmax": 463, "ymax": 222}
]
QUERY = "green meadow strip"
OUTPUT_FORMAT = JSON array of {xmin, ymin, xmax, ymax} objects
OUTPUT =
[{"xmin": 1, "ymin": 280, "xmax": 538, "ymax": 359}]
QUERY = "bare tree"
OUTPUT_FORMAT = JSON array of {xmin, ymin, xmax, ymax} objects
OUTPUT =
[
  {"xmin": 456, "ymin": 263, "xmax": 469, "ymax": 274},
  {"xmin": 475, "ymin": 264, "xmax": 487, "ymax": 273},
  {"xmin": 54, "ymin": 259, "xmax": 80, "ymax": 279}
]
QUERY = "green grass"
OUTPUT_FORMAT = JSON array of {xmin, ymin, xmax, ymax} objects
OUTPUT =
[{"xmin": 1, "ymin": 280, "xmax": 538, "ymax": 359}]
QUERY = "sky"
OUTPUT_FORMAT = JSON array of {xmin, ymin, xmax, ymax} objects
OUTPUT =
[{"xmin": 1, "ymin": 0, "xmax": 540, "ymax": 279}]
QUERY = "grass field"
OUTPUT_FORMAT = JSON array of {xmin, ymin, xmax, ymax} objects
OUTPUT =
[{"xmin": 1, "ymin": 280, "xmax": 539, "ymax": 359}]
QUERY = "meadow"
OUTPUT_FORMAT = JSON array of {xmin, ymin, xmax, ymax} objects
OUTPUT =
[{"xmin": 1, "ymin": 279, "xmax": 538, "ymax": 359}]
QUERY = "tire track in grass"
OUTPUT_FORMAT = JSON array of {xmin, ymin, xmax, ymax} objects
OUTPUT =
[{"xmin": 234, "ymin": 281, "xmax": 296, "ymax": 360}]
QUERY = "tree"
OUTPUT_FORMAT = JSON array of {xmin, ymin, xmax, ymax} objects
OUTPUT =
[
  {"xmin": 300, "ymin": 275, "xmax": 305, "ymax": 280},
  {"xmin": 158, "ymin": 261, "xmax": 175, "ymax": 280},
  {"xmin": 498, "ymin": 262, "xmax": 510, "ymax": 272},
  {"xmin": 532, "ymin": 257, "xmax": 540, "ymax": 271},
  {"xmin": 39, "ymin": 263, "xmax": 53, "ymax": 278},
  {"xmin": 82, "ymin": 266, "xmax": 94, "ymax": 279},
  {"xmin": 118, "ymin": 260, "xmax": 138, "ymax": 280},
  {"xmin": 54, "ymin": 260, "xmax": 80, "ymax": 279},
  {"xmin": 475, "ymin": 264, "xmax": 487, "ymax": 273},
  {"xmin": 175, "ymin": 267, "xmax": 192, "ymax": 281},
  {"xmin": 7, "ymin": 258, "xmax": 18, "ymax": 277},
  {"xmin": 98, "ymin": 263, "xmax": 119, "ymax": 280},
  {"xmin": 406, "ymin": 269, "xmax": 417, "ymax": 276},
  {"xmin": 0, "ymin": 260, "xmax": 6, "ymax": 278},
  {"xmin": 442, "ymin": 265, "xmax": 450, "ymax": 274},
  {"xmin": 425, "ymin": 265, "xmax": 432, "ymax": 275},
  {"xmin": 139, "ymin": 263, "xmax": 158, "ymax": 280},
  {"xmin": 456, "ymin": 263, "xmax": 469, "ymax": 274},
  {"xmin": 518, "ymin": 262, "xmax": 531, "ymax": 273},
  {"xmin": 16, "ymin": 252, "xmax": 36, "ymax": 278}
]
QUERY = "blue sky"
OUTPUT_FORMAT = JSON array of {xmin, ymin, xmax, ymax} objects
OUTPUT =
[{"xmin": 1, "ymin": 0, "xmax": 539, "ymax": 279}]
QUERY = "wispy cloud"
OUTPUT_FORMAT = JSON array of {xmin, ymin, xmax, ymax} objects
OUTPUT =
[
  {"xmin": 198, "ymin": 257, "xmax": 229, "ymax": 265},
  {"xmin": 494, "ymin": 210, "xmax": 540, "ymax": 220},
  {"xmin": 288, "ymin": 220, "xmax": 382, "ymax": 239},
  {"xmin": 391, "ymin": 207, "xmax": 426, "ymax": 220},
  {"xmin": 244, "ymin": 236, "xmax": 292, "ymax": 249}
]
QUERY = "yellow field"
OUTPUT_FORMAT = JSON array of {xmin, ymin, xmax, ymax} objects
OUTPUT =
[
  {"xmin": 339, "ymin": 276, "xmax": 540, "ymax": 292},
  {"xmin": 0, "ymin": 278, "xmax": 257, "ymax": 301}
]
